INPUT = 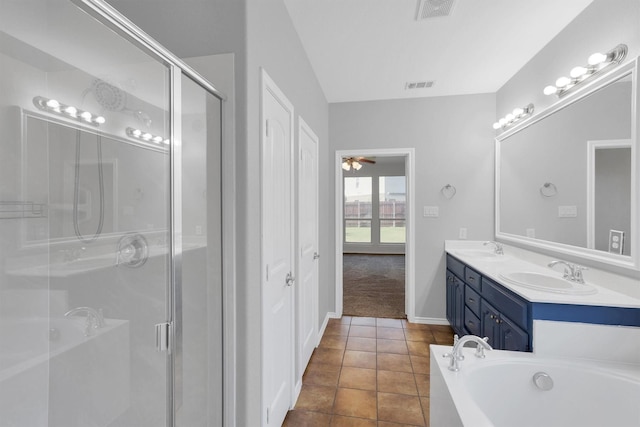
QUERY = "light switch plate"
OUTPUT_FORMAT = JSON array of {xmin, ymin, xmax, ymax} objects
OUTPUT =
[
  {"xmin": 423, "ymin": 206, "xmax": 439, "ymax": 217},
  {"xmin": 459, "ymin": 227, "xmax": 467, "ymax": 239},
  {"xmin": 558, "ymin": 205, "xmax": 577, "ymax": 218}
]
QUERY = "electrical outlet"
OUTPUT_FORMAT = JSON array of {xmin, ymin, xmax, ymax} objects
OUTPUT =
[
  {"xmin": 195, "ymin": 225, "xmax": 203, "ymax": 235},
  {"xmin": 459, "ymin": 227, "xmax": 467, "ymax": 240},
  {"xmin": 609, "ymin": 230, "xmax": 624, "ymax": 254}
]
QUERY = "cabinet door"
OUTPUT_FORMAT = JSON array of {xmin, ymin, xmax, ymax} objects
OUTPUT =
[
  {"xmin": 501, "ymin": 316, "xmax": 529, "ymax": 351},
  {"xmin": 453, "ymin": 278, "xmax": 465, "ymax": 336},
  {"xmin": 480, "ymin": 300, "xmax": 501, "ymax": 348},
  {"xmin": 446, "ymin": 270, "xmax": 455, "ymax": 325}
]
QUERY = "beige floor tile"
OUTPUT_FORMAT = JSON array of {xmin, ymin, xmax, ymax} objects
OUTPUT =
[
  {"xmin": 346, "ymin": 337, "xmax": 377, "ymax": 352},
  {"xmin": 343, "ymin": 350, "xmax": 377, "ymax": 369},
  {"xmin": 377, "ymin": 318, "xmax": 404, "ymax": 328},
  {"xmin": 414, "ymin": 374, "xmax": 430, "ymax": 397},
  {"xmin": 338, "ymin": 367, "xmax": 376, "ymax": 391},
  {"xmin": 325, "ymin": 323, "xmax": 351, "ymax": 337},
  {"xmin": 406, "ymin": 340, "xmax": 430, "ymax": 357},
  {"xmin": 377, "ymin": 338, "xmax": 409, "ymax": 354},
  {"xmin": 330, "ymin": 415, "xmax": 377, "ymax": 427},
  {"xmin": 283, "ymin": 410, "xmax": 332, "ymax": 426},
  {"xmin": 295, "ymin": 384, "xmax": 337, "ymax": 413},
  {"xmin": 303, "ymin": 362, "xmax": 341, "ymax": 387},
  {"xmin": 377, "ymin": 370, "xmax": 417, "ymax": 396},
  {"xmin": 404, "ymin": 328, "xmax": 436, "ymax": 343},
  {"xmin": 410, "ymin": 354, "xmax": 430, "ymax": 374},
  {"xmin": 349, "ymin": 325, "xmax": 377, "ymax": 338},
  {"xmin": 333, "ymin": 388, "xmax": 377, "ymax": 420},
  {"xmin": 320, "ymin": 335, "xmax": 348, "ymax": 350},
  {"xmin": 311, "ymin": 347, "xmax": 345, "ymax": 366},
  {"xmin": 350, "ymin": 317, "xmax": 377, "ymax": 326},
  {"xmin": 377, "ymin": 327, "xmax": 405, "ymax": 340},
  {"xmin": 377, "ymin": 392, "xmax": 425, "ymax": 426},
  {"xmin": 377, "ymin": 353, "xmax": 413, "ymax": 373}
]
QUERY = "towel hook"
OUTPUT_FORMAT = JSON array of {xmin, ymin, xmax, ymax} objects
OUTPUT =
[{"xmin": 441, "ymin": 184, "xmax": 456, "ymax": 199}]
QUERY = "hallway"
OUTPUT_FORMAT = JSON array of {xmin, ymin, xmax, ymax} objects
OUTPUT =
[{"xmin": 283, "ymin": 316, "xmax": 454, "ymax": 426}]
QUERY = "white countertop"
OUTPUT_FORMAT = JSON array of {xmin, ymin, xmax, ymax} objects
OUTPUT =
[{"xmin": 445, "ymin": 240, "xmax": 640, "ymax": 309}]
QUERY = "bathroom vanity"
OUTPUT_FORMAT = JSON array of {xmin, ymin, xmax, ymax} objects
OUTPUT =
[{"xmin": 445, "ymin": 241, "xmax": 640, "ymax": 352}]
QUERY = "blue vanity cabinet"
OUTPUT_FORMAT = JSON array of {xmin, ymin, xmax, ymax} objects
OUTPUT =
[
  {"xmin": 446, "ymin": 268, "xmax": 465, "ymax": 336},
  {"xmin": 446, "ymin": 254, "xmax": 532, "ymax": 351}
]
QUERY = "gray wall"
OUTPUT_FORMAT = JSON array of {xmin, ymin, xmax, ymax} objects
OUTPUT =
[{"xmin": 330, "ymin": 94, "xmax": 496, "ymax": 320}]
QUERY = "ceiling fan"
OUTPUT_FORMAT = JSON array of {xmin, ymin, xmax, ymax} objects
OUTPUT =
[{"xmin": 342, "ymin": 156, "xmax": 376, "ymax": 171}]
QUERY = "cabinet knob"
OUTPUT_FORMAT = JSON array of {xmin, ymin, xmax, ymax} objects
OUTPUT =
[{"xmin": 468, "ymin": 298, "xmax": 475, "ymax": 303}]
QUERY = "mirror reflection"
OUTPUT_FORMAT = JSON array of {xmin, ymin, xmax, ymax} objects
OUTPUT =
[{"xmin": 499, "ymin": 72, "xmax": 633, "ymax": 258}]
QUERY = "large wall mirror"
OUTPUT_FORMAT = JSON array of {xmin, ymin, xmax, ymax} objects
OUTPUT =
[{"xmin": 496, "ymin": 58, "xmax": 639, "ymax": 271}]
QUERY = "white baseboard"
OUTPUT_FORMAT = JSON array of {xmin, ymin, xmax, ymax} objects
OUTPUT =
[{"xmin": 409, "ymin": 316, "xmax": 450, "ymax": 326}]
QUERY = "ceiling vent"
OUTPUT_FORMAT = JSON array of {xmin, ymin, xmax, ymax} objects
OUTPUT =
[
  {"xmin": 405, "ymin": 81, "xmax": 435, "ymax": 90},
  {"xmin": 416, "ymin": 0, "xmax": 456, "ymax": 20}
]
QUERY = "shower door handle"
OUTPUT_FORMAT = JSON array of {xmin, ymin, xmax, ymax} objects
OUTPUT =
[
  {"xmin": 313, "ymin": 252, "xmax": 320, "ymax": 260},
  {"xmin": 155, "ymin": 322, "xmax": 171, "ymax": 352}
]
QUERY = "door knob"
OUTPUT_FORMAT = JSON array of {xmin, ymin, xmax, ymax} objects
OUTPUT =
[
  {"xmin": 286, "ymin": 272, "xmax": 295, "ymax": 287},
  {"xmin": 313, "ymin": 252, "xmax": 320, "ymax": 260}
]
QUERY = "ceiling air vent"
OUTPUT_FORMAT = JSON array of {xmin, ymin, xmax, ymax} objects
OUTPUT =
[
  {"xmin": 405, "ymin": 81, "xmax": 435, "ymax": 90},
  {"xmin": 416, "ymin": 0, "xmax": 456, "ymax": 20}
]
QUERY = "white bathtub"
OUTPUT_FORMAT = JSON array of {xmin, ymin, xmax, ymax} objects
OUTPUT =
[
  {"xmin": 0, "ymin": 317, "xmax": 130, "ymax": 427},
  {"xmin": 430, "ymin": 344, "xmax": 640, "ymax": 427}
]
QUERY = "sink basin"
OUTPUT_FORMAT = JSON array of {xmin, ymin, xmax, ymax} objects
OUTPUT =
[
  {"xmin": 452, "ymin": 250, "xmax": 509, "ymax": 260},
  {"xmin": 499, "ymin": 271, "xmax": 597, "ymax": 295}
]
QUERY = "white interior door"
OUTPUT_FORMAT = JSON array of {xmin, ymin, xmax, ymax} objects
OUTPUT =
[
  {"xmin": 261, "ymin": 69, "xmax": 295, "ymax": 427},
  {"xmin": 297, "ymin": 117, "xmax": 319, "ymax": 382}
]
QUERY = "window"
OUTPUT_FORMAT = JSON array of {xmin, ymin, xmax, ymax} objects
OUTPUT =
[
  {"xmin": 344, "ymin": 177, "xmax": 372, "ymax": 242},
  {"xmin": 379, "ymin": 176, "xmax": 406, "ymax": 243},
  {"xmin": 344, "ymin": 175, "xmax": 406, "ymax": 245}
]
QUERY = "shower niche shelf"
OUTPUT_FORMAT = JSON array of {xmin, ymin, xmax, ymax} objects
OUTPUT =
[{"xmin": 0, "ymin": 202, "xmax": 47, "ymax": 219}]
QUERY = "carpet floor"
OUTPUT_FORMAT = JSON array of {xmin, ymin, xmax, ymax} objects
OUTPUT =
[{"xmin": 342, "ymin": 254, "xmax": 406, "ymax": 319}]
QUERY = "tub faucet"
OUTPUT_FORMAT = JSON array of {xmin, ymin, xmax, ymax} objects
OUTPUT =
[
  {"xmin": 444, "ymin": 334, "xmax": 493, "ymax": 371},
  {"xmin": 548, "ymin": 260, "xmax": 587, "ymax": 284},
  {"xmin": 483, "ymin": 241, "xmax": 504, "ymax": 255},
  {"xmin": 65, "ymin": 306, "xmax": 105, "ymax": 336}
]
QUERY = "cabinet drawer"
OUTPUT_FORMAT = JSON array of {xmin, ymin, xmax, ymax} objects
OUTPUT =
[
  {"xmin": 482, "ymin": 277, "xmax": 529, "ymax": 330},
  {"xmin": 464, "ymin": 267, "xmax": 482, "ymax": 292},
  {"xmin": 465, "ymin": 285, "xmax": 481, "ymax": 316},
  {"xmin": 446, "ymin": 254, "xmax": 465, "ymax": 280},
  {"xmin": 464, "ymin": 306, "xmax": 481, "ymax": 336}
]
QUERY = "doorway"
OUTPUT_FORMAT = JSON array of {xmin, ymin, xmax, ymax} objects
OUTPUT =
[{"xmin": 334, "ymin": 149, "xmax": 416, "ymax": 321}]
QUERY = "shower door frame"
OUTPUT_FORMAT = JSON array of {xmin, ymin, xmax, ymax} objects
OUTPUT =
[{"xmin": 69, "ymin": 0, "xmax": 235, "ymax": 426}]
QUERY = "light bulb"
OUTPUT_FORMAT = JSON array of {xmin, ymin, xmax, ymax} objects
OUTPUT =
[
  {"xmin": 492, "ymin": 122, "xmax": 501, "ymax": 130},
  {"xmin": 588, "ymin": 52, "xmax": 608, "ymax": 66},
  {"xmin": 94, "ymin": 116, "xmax": 106, "ymax": 124},
  {"xmin": 570, "ymin": 66, "xmax": 588, "ymax": 79},
  {"xmin": 132, "ymin": 129, "xmax": 142, "ymax": 137},
  {"xmin": 142, "ymin": 133, "xmax": 152, "ymax": 141},
  {"xmin": 46, "ymin": 99, "xmax": 60, "ymax": 109},
  {"xmin": 505, "ymin": 113, "xmax": 514, "ymax": 122},
  {"xmin": 80, "ymin": 111, "xmax": 92, "ymax": 121},
  {"xmin": 513, "ymin": 108, "xmax": 524, "ymax": 117},
  {"xmin": 153, "ymin": 136, "xmax": 163, "ymax": 143},
  {"xmin": 342, "ymin": 161, "xmax": 350, "ymax": 171},
  {"xmin": 543, "ymin": 85, "xmax": 558, "ymax": 96},
  {"xmin": 555, "ymin": 77, "xmax": 571, "ymax": 88},
  {"xmin": 64, "ymin": 106, "xmax": 77, "ymax": 116},
  {"xmin": 352, "ymin": 161, "xmax": 362, "ymax": 170},
  {"xmin": 163, "ymin": 139, "xmax": 170, "ymax": 145},
  {"xmin": 498, "ymin": 118, "xmax": 507, "ymax": 126}
]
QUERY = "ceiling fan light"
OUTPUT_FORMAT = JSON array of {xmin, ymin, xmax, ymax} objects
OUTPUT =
[
  {"xmin": 342, "ymin": 161, "xmax": 351, "ymax": 171},
  {"xmin": 352, "ymin": 161, "xmax": 362, "ymax": 170}
]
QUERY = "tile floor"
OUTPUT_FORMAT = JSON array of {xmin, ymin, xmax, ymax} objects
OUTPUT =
[{"xmin": 283, "ymin": 316, "xmax": 455, "ymax": 427}]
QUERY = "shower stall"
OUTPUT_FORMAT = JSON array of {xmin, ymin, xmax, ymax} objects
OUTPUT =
[{"xmin": 0, "ymin": 0, "xmax": 225, "ymax": 425}]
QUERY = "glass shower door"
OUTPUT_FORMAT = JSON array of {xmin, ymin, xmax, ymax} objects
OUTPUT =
[{"xmin": 0, "ymin": 1, "xmax": 173, "ymax": 425}]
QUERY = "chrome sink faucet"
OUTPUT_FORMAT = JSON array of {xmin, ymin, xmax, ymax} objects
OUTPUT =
[
  {"xmin": 483, "ymin": 241, "xmax": 504, "ymax": 255},
  {"xmin": 548, "ymin": 260, "xmax": 588, "ymax": 284},
  {"xmin": 65, "ymin": 306, "xmax": 105, "ymax": 336},
  {"xmin": 444, "ymin": 334, "xmax": 493, "ymax": 371}
]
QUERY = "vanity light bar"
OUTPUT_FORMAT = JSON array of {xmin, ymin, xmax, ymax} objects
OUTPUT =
[
  {"xmin": 543, "ymin": 44, "xmax": 627, "ymax": 97},
  {"xmin": 126, "ymin": 127, "xmax": 170, "ymax": 146},
  {"xmin": 33, "ymin": 96, "xmax": 105, "ymax": 126},
  {"xmin": 492, "ymin": 104, "xmax": 534, "ymax": 130}
]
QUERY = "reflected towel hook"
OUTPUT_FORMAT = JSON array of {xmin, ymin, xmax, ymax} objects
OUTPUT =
[
  {"xmin": 540, "ymin": 182, "xmax": 557, "ymax": 197},
  {"xmin": 441, "ymin": 184, "xmax": 457, "ymax": 199}
]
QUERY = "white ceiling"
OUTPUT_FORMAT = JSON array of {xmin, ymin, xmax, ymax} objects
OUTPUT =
[{"xmin": 283, "ymin": 0, "xmax": 595, "ymax": 103}]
